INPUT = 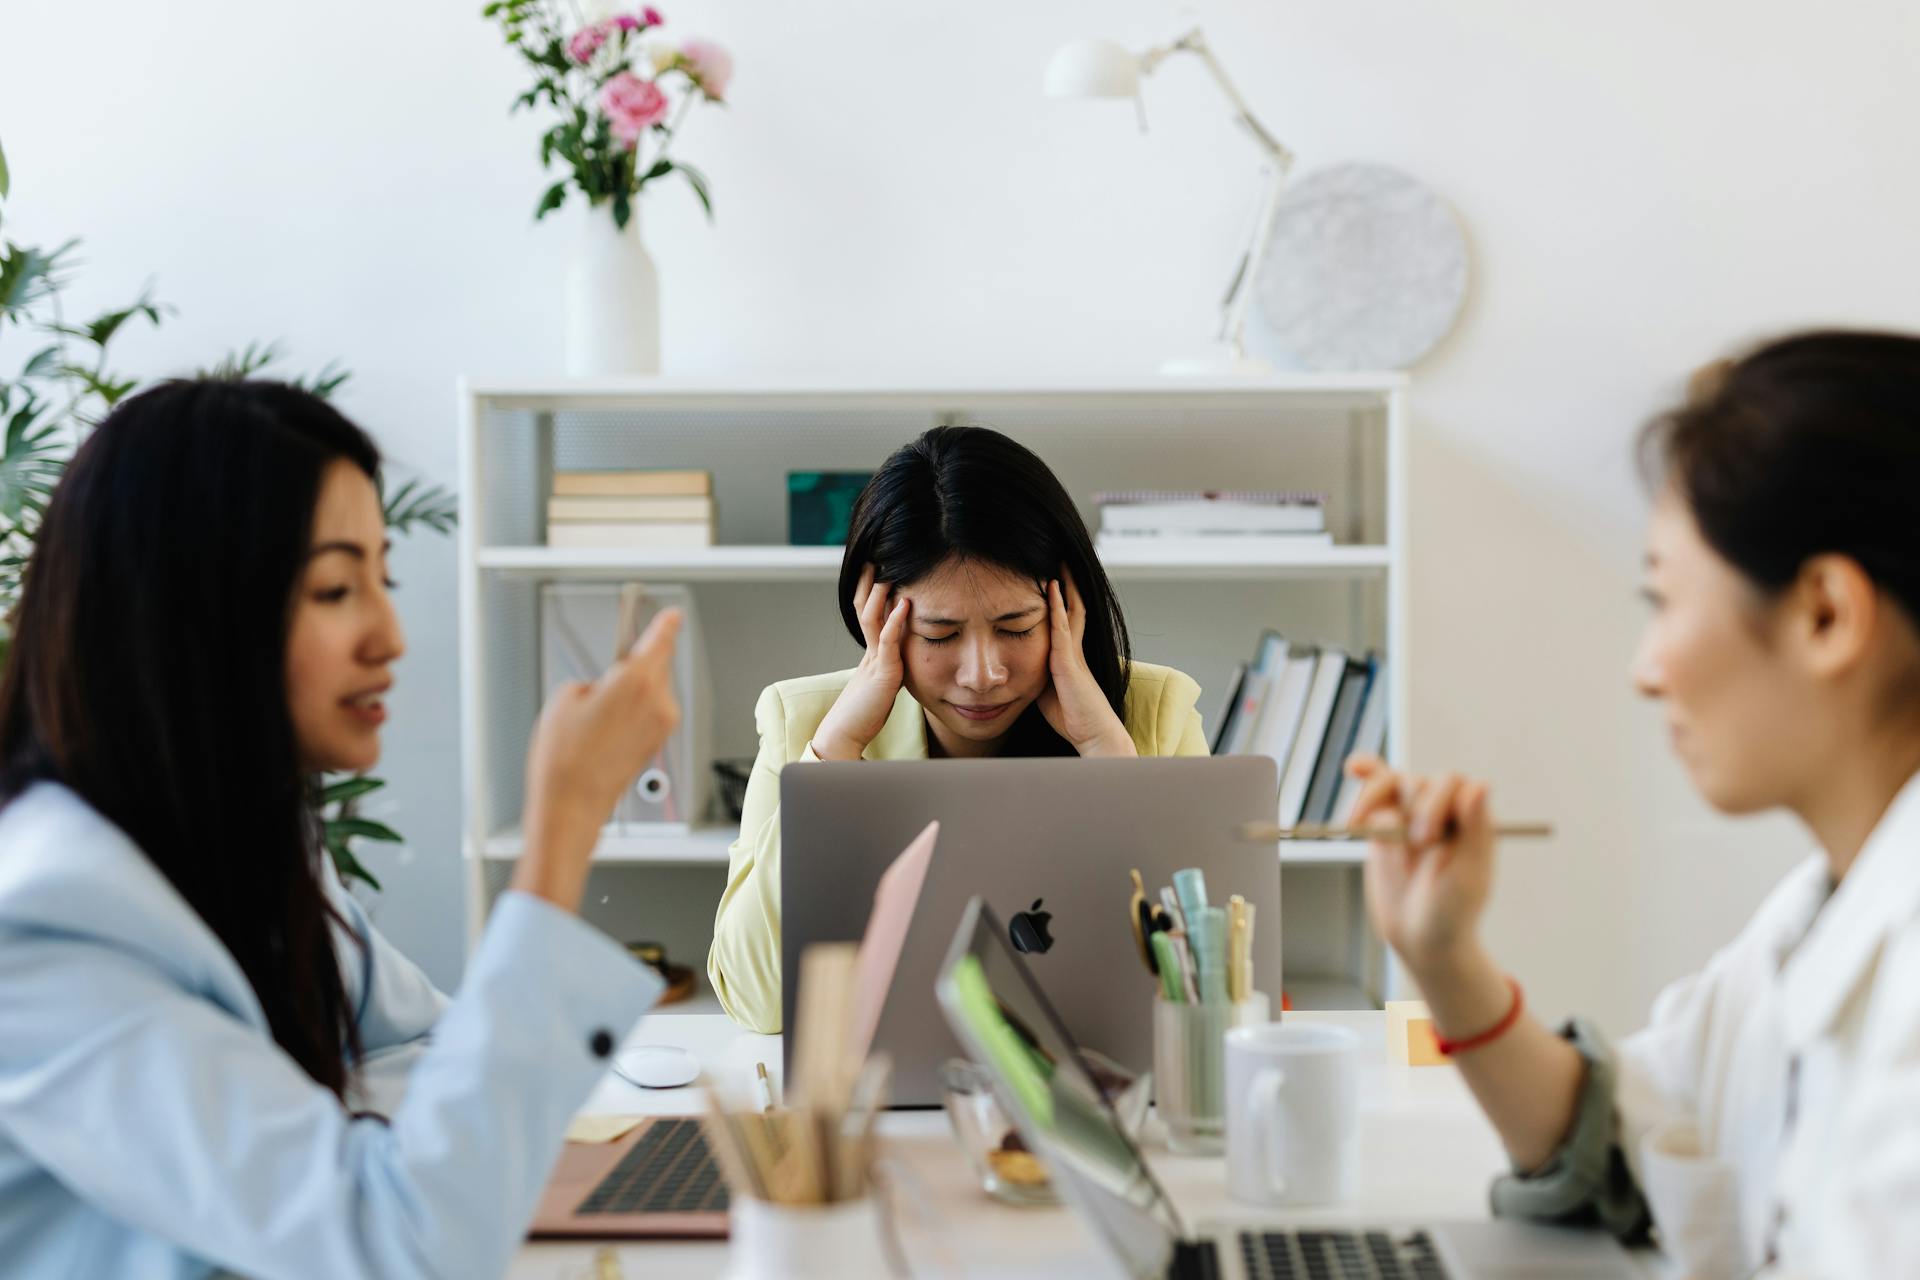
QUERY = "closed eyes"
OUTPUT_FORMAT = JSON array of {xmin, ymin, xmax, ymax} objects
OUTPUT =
[{"xmin": 920, "ymin": 623, "xmax": 1041, "ymax": 646}]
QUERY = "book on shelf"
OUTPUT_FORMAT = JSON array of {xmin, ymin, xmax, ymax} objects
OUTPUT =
[
  {"xmin": 546, "ymin": 521, "xmax": 715, "ymax": 549},
  {"xmin": 552, "ymin": 469, "xmax": 713, "ymax": 498},
  {"xmin": 1301, "ymin": 657, "xmax": 1375, "ymax": 826},
  {"xmin": 1251, "ymin": 629, "xmax": 1289, "ymax": 676},
  {"xmin": 1095, "ymin": 489, "xmax": 1325, "ymax": 508},
  {"xmin": 546, "ymin": 470, "xmax": 716, "ymax": 549},
  {"xmin": 1327, "ymin": 658, "xmax": 1389, "ymax": 825},
  {"xmin": 1254, "ymin": 648, "xmax": 1322, "ymax": 808},
  {"xmin": 1277, "ymin": 648, "xmax": 1350, "ymax": 828},
  {"xmin": 548, "ymin": 495, "xmax": 715, "ymax": 523},
  {"xmin": 1096, "ymin": 532, "xmax": 1336, "ymax": 556},
  {"xmin": 1209, "ymin": 663, "xmax": 1249, "ymax": 755},
  {"xmin": 1214, "ymin": 630, "xmax": 1389, "ymax": 828},
  {"xmin": 1216, "ymin": 666, "xmax": 1271, "ymax": 757},
  {"xmin": 1099, "ymin": 500, "xmax": 1325, "ymax": 538},
  {"xmin": 1215, "ymin": 631, "xmax": 1284, "ymax": 755}
]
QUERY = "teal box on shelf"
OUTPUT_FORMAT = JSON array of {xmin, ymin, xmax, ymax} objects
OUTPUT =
[{"xmin": 787, "ymin": 471, "xmax": 873, "ymax": 545}]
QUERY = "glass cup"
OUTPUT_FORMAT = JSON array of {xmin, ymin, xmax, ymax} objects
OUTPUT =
[
  {"xmin": 939, "ymin": 1059, "xmax": 1058, "ymax": 1206},
  {"xmin": 938, "ymin": 1053, "xmax": 1151, "ymax": 1205},
  {"xmin": 1152, "ymin": 991, "xmax": 1271, "ymax": 1155}
]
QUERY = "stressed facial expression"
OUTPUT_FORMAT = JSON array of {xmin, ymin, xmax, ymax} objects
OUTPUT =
[
  {"xmin": 1630, "ymin": 487, "xmax": 1807, "ymax": 814},
  {"xmin": 900, "ymin": 556, "xmax": 1050, "ymax": 753},
  {"xmin": 285, "ymin": 460, "xmax": 406, "ymax": 774}
]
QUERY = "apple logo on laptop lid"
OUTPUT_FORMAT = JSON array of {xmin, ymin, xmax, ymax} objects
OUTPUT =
[{"xmin": 1008, "ymin": 899, "xmax": 1055, "ymax": 955}]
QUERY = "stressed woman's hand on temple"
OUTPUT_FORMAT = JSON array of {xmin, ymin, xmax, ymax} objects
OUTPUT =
[
  {"xmin": 1036, "ymin": 567, "xmax": 1134, "ymax": 758},
  {"xmin": 812, "ymin": 564, "xmax": 910, "ymax": 761}
]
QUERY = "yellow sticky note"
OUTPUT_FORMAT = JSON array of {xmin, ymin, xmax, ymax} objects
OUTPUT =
[
  {"xmin": 565, "ymin": 1114, "xmax": 646, "ymax": 1144},
  {"xmin": 1386, "ymin": 1000, "xmax": 1449, "ymax": 1067}
]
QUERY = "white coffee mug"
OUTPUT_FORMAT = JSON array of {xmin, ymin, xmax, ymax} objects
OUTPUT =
[{"xmin": 1224, "ymin": 1022, "xmax": 1361, "ymax": 1206}]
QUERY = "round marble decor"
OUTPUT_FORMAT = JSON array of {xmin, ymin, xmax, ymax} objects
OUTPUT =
[{"xmin": 1255, "ymin": 162, "xmax": 1468, "ymax": 371}]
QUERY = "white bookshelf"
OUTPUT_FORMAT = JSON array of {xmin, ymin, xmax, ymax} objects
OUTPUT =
[
  {"xmin": 474, "ymin": 542, "xmax": 1392, "ymax": 581},
  {"xmin": 476, "ymin": 825, "xmax": 1367, "ymax": 867},
  {"xmin": 458, "ymin": 376, "xmax": 1409, "ymax": 1011}
]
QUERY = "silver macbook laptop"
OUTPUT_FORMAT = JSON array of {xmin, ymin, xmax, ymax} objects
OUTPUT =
[
  {"xmin": 781, "ymin": 756, "xmax": 1282, "ymax": 1106},
  {"xmin": 935, "ymin": 897, "xmax": 1640, "ymax": 1280}
]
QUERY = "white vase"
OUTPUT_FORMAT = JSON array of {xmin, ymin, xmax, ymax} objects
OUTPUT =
[{"xmin": 565, "ymin": 201, "xmax": 660, "ymax": 376}]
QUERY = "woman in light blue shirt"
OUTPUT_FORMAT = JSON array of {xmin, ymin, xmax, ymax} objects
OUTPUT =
[{"xmin": 0, "ymin": 380, "xmax": 683, "ymax": 1278}]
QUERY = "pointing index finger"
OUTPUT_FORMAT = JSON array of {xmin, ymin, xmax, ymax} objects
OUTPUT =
[{"xmin": 623, "ymin": 606, "xmax": 684, "ymax": 671}]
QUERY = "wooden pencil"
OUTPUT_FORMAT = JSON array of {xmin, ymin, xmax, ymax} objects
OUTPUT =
[{"xmin": 1241, "ymin": 821, "xmax": 1555, "ymax": 843}]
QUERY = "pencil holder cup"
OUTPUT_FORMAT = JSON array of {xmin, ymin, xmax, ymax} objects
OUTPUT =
[
  {"xmin": 724, "ymin": 1158, "xmax": 952, "ymax": 1280},
  {"xmin": 1152, "ymin": 991, "xmax": 1270, "ymax": 1155},
  {"xmin": 725, "ymin": 1194, "xmax": 898, "ymax": 1279}
]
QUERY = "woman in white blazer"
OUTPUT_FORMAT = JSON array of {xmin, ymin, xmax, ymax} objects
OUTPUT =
[
  {"xmin": 0, "ymin": 381, "xmax": 683, "ymax": 1279},
  {"xmin": 1349, "ymin": 331, "xmax": 1920, "ymax": 1278}
]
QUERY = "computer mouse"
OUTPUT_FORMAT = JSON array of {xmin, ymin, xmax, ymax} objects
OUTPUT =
[{"xmin": 613, "ymin": 1044, "xmax": 701, "ymax": 1090}]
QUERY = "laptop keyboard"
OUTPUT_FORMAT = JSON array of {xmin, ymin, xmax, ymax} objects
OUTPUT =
[
  {"xmin": 1224, "ymin": 1229, "xmax": 1449, "ymax": 1280},
  {"xmin": 574, "ymin": 1118, "xmax": 729, "ymax": 1216}
]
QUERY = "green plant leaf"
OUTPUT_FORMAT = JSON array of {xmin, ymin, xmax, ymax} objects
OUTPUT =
[
  {"xmin": 0, "ymin": 393, "xmax": 67, "ymax": 521},
  {"xmin": 55, "ymin": 365, "xmax": 141, "ymax": 411},
  {"xmin": 326, "ymin": 841, "xmax": 383, "ymax": 893},
  {"xmin": 20, "ymin": 345, "xmax": 60, "ymax": 380},
  {"xmin": 292, "ymin": 359, "xmax": 350, "ymax": 400},
  {"xmin": 199, "ymin": 345, "xmax": 348, "ymax": 399},
  {"xmin": 199, "ymin": 339, "xmax": 283, "ymax": 382},
  {"xmin": 66, "ymin": 291, "xmax": 166, "ymax": 349},
  {"xmin": 327, "ymin": 816, "xmax": 405, "ymax": 844},
  {"xmin": 0, "ymin": 239, "xmax": 77, "ymax": 326},
  {"xmin": 612, "ymin": 192, "xmax": 631, "ymax": 229},
  {"xmin": 676, "ymin": 161, "xmax": 715, "ymax": 221},
  {"xmin": 382, "ymin": 475, "xmax": 458, "ymax": 535},
  {"xmin": 321, "ymin": 774, "xmax": 386, "ymax": 805},
  {"xmin": 535, "ymin": 180, "xmax": 567, "ymax": 219},
  {"xmin": 0, "ymin": 138, "xmax": 10, "ymax": 200}
]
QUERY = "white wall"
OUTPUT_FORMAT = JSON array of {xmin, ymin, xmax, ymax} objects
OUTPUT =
[{"xmin": 5, "ymin": 1, "xmax": 1915, "ymax": 1028}]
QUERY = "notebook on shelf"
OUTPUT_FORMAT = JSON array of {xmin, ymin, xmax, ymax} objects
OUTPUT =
[
  {"xmin": 1277, "ymin": 648, "xmax": 1350, "ymax": 828},
  {"xmin": 1301, "ymin": 657, "xmax": 1375, "ymax": 826}
]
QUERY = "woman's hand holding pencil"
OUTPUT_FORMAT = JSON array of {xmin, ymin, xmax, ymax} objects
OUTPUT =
[{"xmin": 1344, "ymin": 753, "xmax": 1498, "ymax": 977}]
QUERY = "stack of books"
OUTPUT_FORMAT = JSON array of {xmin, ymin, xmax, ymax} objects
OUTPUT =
[
  {"xmin": 1212, "ymin": 632, "xmax": 1387, "ymax": 830},
  {"xmin": 1093, "ymin": 490, "xmax": 1330, "ymax": 555},
  {"xmin": 546, "ymin": 469, "xmax": 715, "ymax": 549}
]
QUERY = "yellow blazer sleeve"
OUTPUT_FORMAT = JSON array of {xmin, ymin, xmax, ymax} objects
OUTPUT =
[
  {"xmin": 1166, "ymin": 687, "xmax": 1210, "ymax": 756},
  {"xmin": 1124, "ymin": 663, "xmax": 1211, "ymax": 758},
  {"xmin": 706, "ymin": 685, "xmax": 807, "ymax": 1033}
]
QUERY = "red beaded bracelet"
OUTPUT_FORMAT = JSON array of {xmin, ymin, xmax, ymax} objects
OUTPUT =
[{"xmin": 1434, "ymin": 977, "xmax": 1524, "ymax": 1058}]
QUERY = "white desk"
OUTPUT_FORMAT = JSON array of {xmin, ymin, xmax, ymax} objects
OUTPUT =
[{"xmin": 508, "ymin": 1010, "xmax": 1626, "ymax": 1279}]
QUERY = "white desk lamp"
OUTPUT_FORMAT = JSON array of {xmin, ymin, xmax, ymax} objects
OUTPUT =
[{"xmin": 1046, "ymin": 29, "xmax": 1293, "ymax": 376}]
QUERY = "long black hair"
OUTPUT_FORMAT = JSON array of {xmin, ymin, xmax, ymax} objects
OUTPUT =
[
  {"xmin": 838, "ymin": 424, "xmax": 1131, "ymax": 756},
  {"xmin": 1640, "ymin": 330, "xmax": 1920, "ymax": 629},
  {"xmin": 0, "ymin": 379, "xmax": 383, "ymax": 1097}
]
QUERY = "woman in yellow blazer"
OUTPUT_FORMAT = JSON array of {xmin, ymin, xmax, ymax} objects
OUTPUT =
[{"xmin": 709, "ymin": 425, "xmax": 1209, "ymax": 1031}]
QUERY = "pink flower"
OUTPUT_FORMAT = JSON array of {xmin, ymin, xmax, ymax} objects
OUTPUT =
[
  {"xmin": 680, "ymin": 38, "xmax": 733, "ymax": 101},
  {"xmin": 567, "ymin": 24, "xmax": 607, "ymax": 64},
  {"xmin": 600, "ymin": 72, "xmax": 671, "ymax": 146},
  {"xmin": 643, "ymin": 7, "xmax": 665, "ymax": 25},
  {"xmin": 614, "ymin": 13, "xmax": 639, "ymax": 31}
]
